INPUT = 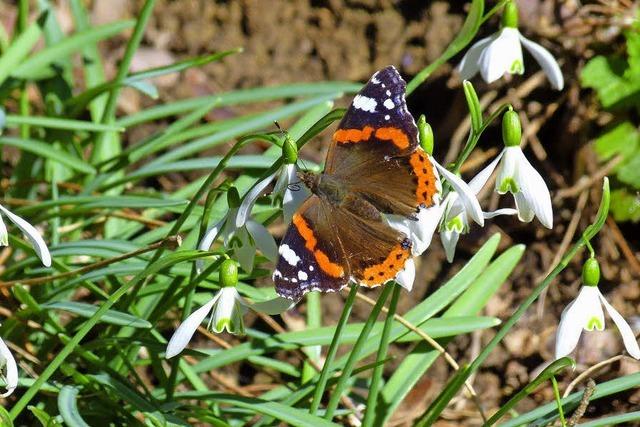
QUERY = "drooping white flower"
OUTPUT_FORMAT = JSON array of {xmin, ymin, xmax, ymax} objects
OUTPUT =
[
  {"xmin": 198, "ymin": 189, "xmax": 277, "ymax": 273},
  {"xmin": 394, "ymin": 258, "xmax": 416, "ymax": 291},
  {"xmin": 439, "ymin": 163, "xmax": 517, "ymax": 262},
  {"xmin": 457, "ymin": 1, "xmax": 563, "ymax": 90},
  {"xmin": 0, "ymin": 336, "xmax": 18, "ymax": 397},
  {"xmin": 556, "ymin": 258, "xmax": 640, "ymax": 360},
  {"xmin": 476, "ymin": 146, "xmax": 553, "ymax": 229},
  {"xmin": 165, "ymin": 287, "xmax": 293, "ymax": 358},
  {"xmin": 555, "ymin": 285, "xmax": 640, "ymax": 360},
  {"xmin": 0, "ymin": 203, "xmax": 51, "ymax": 267}
]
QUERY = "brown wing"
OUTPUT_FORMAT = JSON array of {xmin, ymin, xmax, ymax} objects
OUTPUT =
[
  {"xmin": 274, "ymin": 196, "xmax": 351, "ymax": 301},
  {"xmin": 329, "ymin": 204, "xmax": 413, "ymax": 288},
  {"xmin": 324, "ymin": 66, "xmax": 440, "ymax": 218}
]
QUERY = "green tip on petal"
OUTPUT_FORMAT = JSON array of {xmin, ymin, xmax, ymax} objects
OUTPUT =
[
  {"xmin": 586, "ymin": 315, "xmax": 603, "ymax": 331},
  {"xmin": 418, "ymin": 115, "xmax": 434, "ymax": 155},
  {"xmin": 227, "ymin": 187, "xmax": 241, "ymax": 209},
  {"xmin": 582, "ymin": 257, "xmax": 600, "ymax": 287},
  {"xmin": 498, "ymin": 177, "xmax": 519, "ymax": 193},
  {"xmin": 502, "ymin": 110, "xmax": 522, "ymax": 147},
  {"xmin": 216, "ymin": 317, "xmax": 231, "ymax": 332},
  {"xmin": 510, "ymin": 59, "xmax": 524, "ymax": 74},
  {"xmin": 501, "ymin": 0, "xmax": 519, "ymax": 28},
  {"xmin": 219, "ymin": 259, "xmax": 239, "ymax": 288},
  {"xmin": 282, "ymin": 134, "xmax": 298, "ymax": 165},
  {"xmin": 445, "ymin": 215, "xmax": 465, "ymax": 233}
]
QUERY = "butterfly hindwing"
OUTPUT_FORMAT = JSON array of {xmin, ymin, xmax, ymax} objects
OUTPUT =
[{"xmin": 273, "ymin": 196, "xmax": 350, "ymax": 301}]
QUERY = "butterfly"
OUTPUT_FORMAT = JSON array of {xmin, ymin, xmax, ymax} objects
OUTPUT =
[{"xmin": 273, "ymin": 66, "xmax": 440, "ymax": 301}]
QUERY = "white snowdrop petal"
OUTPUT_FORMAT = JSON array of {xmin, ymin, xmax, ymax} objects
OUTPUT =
[
  {"xmin": 0, "ymin": 214, "xmax": 7, "ymax": 246},
  {"xmin": 196, "ymin": 216, "xmax": 227, "ymax": 273},
  {"xmin": 555, "ymin": 298, "xmax": 583, "ymax": 359},
  {"xmin": 495, "ymin": 147, "xmax": 519, "ymax": 195},
  {"xmin": 440, "ymin": 229, "xmax": 460, "ymax": 263},
  {"xmin": 469, "ymin": 151, "xmax": 504, "ymax": 195},
  {"xmin": 483, "ymin": 208, "xmax": 518, "ymax": 219},
  {"xmin": 432, "ymin": 158, "xmax": 484, "ymax": 226},
  {"xmin": 480, "ymin": 28, "xmax": 524, "ymax": 83},
  {"xmin": 599, "ymin": 292, "xmax": 640, "ymax": 359},
  {"xmin": 515, "ymin": 150, "xmax": 553, "ymax": 228},
  {"xmin": 0, "ymin": 337, "xmax": 18, "ymax": 397},
  {"xmin": 514, "ymin": 191, "xmax": 536, "ymax": 223},
  {"xmin": 246, "ymin": 220, "xmax": 278, "ymax": 263},
  {"xmin": 246, "ymin": 296, "xmax": 295, "ymax": 315},
  {"xmin": 236, "ymin": 172, "xmax": 278, "ymax": 228},
  {"xmin": 395, "ymin": 258, "xmax": 415, "ymax": 291},
  {"xmin": 234, "ymin": 228, "xmax": 256, "ymax": 273},
  {"xmin": 457, "ymin": 36, "xmax": 494, "ymax": 80},
  {"xmin": 0, "ymin": 204, "xmax": 51, "ymax": 267},
  {"xmin": 519, "ymin": 35, "xmax": 564, "ymax": 90},
  {"xmin": 165, "ymin": 295, "xmax": 219, "ymax": 358},
  {"xmin": 212, "ymin": 288, "xmax": 244, "ymax": 334},
  {"xmin": 283, "ymin": 183, "xmax": 310, "ymax": 226}
]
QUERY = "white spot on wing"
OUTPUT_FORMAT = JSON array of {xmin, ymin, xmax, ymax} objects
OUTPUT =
[
  {"xmin": 309, "ymin": 265, "xmax": 314, "ymax": 271},
  {"xmin": 298, "ymin": 271, "xmax": 308, "ymax": 281},
  {"xmin": 279, "ymin": 244, "xmax": 300, "ymax": 266},
  {"xmin": 371, "ymin": 76, "xmax": 380, "ymax": 84},
  {"xmin": 386, "ymin": 90, "xmax": 391, "ymax": 96},
  {"xmin": 353, "ymin": 94, "xmax": 377, "ymax": 112},
  {"xmin": 291, "ymin": 278, "xmax": 297, "ymax": 283},
  {"xmin": 384, "ymin": 115, "xmax": 390, "ymax": 120},
  {"xmin": 383, "ymin": 99, "xmax": 395, "ymax": 110}
]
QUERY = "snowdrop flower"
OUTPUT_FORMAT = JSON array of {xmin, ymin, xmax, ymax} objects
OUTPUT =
[
  {"xmin": 475, "ymin": 110, "xmax": 553, "ymax": 228},
  {"xmin": 457, "ymin": 1, "xmax": 563, "ymax": 90},
  {"xmin": 556, "ymin": 258, "xmax": 640, "ymax": 360},
  {"xmin": 236, "ymin": 134, "xmax": 308, "ymax": 227},
  {"xmin": 439, "ymin": 166, "xmax": 517, "ymax": 262},
  {"xmin": 166, "ymin": 260, "xmax": 293, "ymax": 358},
  {"xmin": 198, "ymin": 187, "xmax": 277, "ymax": 273},
  {"xmin": 0, "ymin": 336, "xmax": 18, "ymax": 397},
  {"xmin": 0, "ymin": 203, "xmax": 51, "ymax": 267}
]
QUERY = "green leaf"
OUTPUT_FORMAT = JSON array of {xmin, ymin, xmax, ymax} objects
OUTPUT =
[
  {"xmin": 41, "ymin": 302, "xmax": 152, "ymax": 328},
  {"xmin": 28, "ymin": 406, "xmax": 62, "ymax": 427},
  {"xmin": 581, "ymin": 55, "xmax": 640, "ymax": 109},
  {"xmin": 463, "ymin": 80, "xmax": 482, "ymax": 133},
  {"xmin": 58, "ymin": 386, "xmax": 91, "ymax": 427},
  {"xmin": 11, "ymin": 20, "xmax": 135, "ymax": 80},
  {"xmin": 0, "ymin": 137, "xmax": 95, "ymax": 174},
  {"xmin": 0, "ymin": 406, "xmax": 12, "ymax": 427},
  {"xmin": 610, "ymin": 188, "xmax": 640, "ymax": 222},
  {"xmin": 594, "ymin": 122, "xmax": 639, "ymax": 161},
  {"xmin": 174, "ymin": 393, "xmax": 340, "ymax": 427},
  {"xmin": 3, "ymin": 115, "xmax": 124, "ymax": 132},
  {"xmin": 578, "ymin": 411, "xmax": 640, "ymax": 427},
  {"xmin": 617, "ymin": 151, "xmax": 640, "ymax": 188},
  {"xmin": 0, "ymin": 15, "xmax": 43, "ymax": 86}
]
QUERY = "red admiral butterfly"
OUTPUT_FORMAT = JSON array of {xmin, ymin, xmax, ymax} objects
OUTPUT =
[{"xmin": 274, "ymin": 66, "xmax": 439, "ymax": 301}]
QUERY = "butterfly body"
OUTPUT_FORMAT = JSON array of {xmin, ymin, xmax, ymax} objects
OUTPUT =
[{"xmin": 274, "ymin": 66, "xmax": 440, "ymax": 301}]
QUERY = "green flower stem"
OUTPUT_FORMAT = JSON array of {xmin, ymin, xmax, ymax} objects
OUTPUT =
[
  {"xmin": 415, "ymin": 178, "xmax": 610, "ymax": 426},
  {"xmin": 552, "ymin": 376, "xmax": 567, "ymax": 427},
  {"xmin": 362, "ymin": 285, "xmax": 401, "ymax": 427},
  {"xmin": 483, "ymin": 357, "xmax": 574, "ymax": 426},
  {"xmin": 324, "ymin": 283, "xmax": 394, "ymax": 420},
  {"xmin": 310, "ymin": 284, "xmax": 359, "ymax": 415}
]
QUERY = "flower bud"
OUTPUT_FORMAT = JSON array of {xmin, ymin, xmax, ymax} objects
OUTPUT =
[
  {"xmin": 227, "ymin": 187, "xmax": 241, "ymax": 209},
  {"xmin": 219, "ymin": 259, "xmax": 238, "ymax": 288},
  {"xmin": 418, "ymin": 115, "xmax": 434, "ymax": 155},
  {"xmin": 282, "ymin": 134, "xmax": 298, "ymax": 165},
  {"xmin": 502, "ymin": 109, "xmax": 522, "ymax": 147},
  {"xmin": 501, "ymin": 1, "xmax": 519, "ymax": 29},
  {"xmin": 582, "ymin": 258, "xmax": 600, "ymax": 287}
]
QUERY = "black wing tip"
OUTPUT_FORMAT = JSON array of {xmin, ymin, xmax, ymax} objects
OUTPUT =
[{"xmin": 370, "ymin": 65, "xmax": 406, "ymax": 88}]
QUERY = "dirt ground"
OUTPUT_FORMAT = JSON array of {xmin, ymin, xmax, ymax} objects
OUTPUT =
[{"xmin": 3, "ymin": 0, "xmax": 639, "ymax": 425}]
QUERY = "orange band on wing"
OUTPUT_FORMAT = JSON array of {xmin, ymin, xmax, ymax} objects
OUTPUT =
[
  {"xmin": 333, "ymin": 126, "xmax": 409, "ymax": 150},
  {"xmin": 409, "ymin": 148, "xmax": 438, "ymax": 206},
  {"xmin": 292, "ymin": 214, "xmax": 344, "ymax": 278},
  {"xmin": 333, "ymin": 126, "xmax": 374, "ymax": 144},
  {"xmin": 360, "ymin": 242, "xmax": 411, "ymax": 287},
  {"xmin": 374, "ymin": 127, "xmax": 410, "ymax": 149}
]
